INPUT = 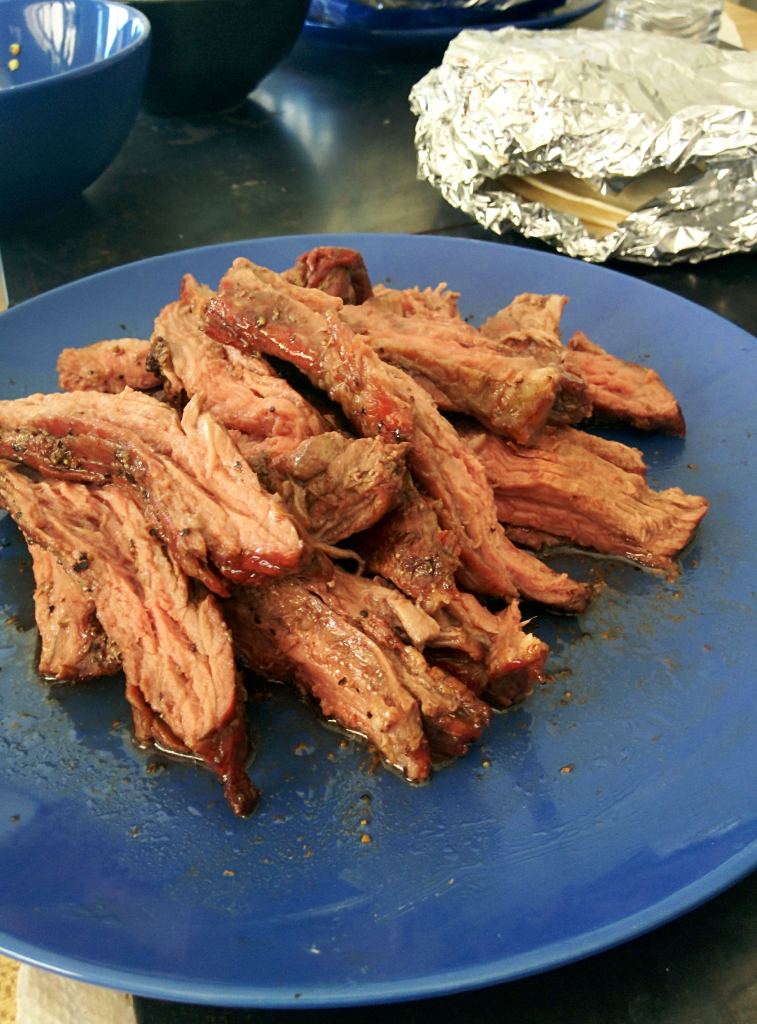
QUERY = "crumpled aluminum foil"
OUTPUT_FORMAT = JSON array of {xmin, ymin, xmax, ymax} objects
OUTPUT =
[{"xmin": 409, "ymin": 27, "xmax": 757, "ymax": 263}]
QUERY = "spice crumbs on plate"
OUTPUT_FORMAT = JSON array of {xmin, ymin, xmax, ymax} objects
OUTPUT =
[
  {"xmin": 361, "ymin": 834, "xmax": 371, "ymax": 844},
  {"xmin": 10, "ymin": 43, "xmax": 20, "ymax": 55},
  {"xmin": 8, "ymin": 59, "xmax": 19, "ymax": 71},
  {"xmin": 223, "ymin": 870, "xmax": 235, "ymax": 876},
  {"xmin": 560, "ymin": 764, "xmax": 575, "ymax": 774}
]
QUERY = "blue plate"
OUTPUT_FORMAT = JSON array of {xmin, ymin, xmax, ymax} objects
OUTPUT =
[
  {"xmin": 0, "ymin": 234, "xmax": 755, "ymax": 1008},
  {"xmin": 303, "ymin": 0, "xmax": 603, "ymax": 46},
  {"xmin": 305, "ymin": 0, "xmax": 559, "ymax": 32}
]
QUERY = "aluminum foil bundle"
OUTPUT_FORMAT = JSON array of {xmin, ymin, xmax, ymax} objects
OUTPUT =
[{"xmin": 409, "ymin": 27, "xmax": 757, "ymax": 263}]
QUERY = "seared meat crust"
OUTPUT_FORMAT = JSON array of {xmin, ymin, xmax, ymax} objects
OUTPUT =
[{"xmin": 58, "ymin": 338, "xmax": 159, "ymax": 394}]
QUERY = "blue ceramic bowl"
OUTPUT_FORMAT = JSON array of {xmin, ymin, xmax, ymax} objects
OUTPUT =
[{"xmin": 0, "ymin": 0, "xmax": 150, "ymax": 229}]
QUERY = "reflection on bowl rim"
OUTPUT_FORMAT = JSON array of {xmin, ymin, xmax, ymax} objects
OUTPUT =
[{"xmin": 0, "ymin": 0, "xmax": 150, "ymax": 97}]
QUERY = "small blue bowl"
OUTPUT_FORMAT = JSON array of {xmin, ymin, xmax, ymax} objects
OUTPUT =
[{"xmin": 0, "ymin": 0, "xmax": 150, "ymax": 229}]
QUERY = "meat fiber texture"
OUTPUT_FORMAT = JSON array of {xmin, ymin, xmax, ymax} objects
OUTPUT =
[
  {"xmin": 57, "ymin": 338, "xmax": 159, "ymax": 394},
  {"xmin": 463, "ymin": 425, "xmax": 708, "ymax": 573},
  {"xmin": 0, "ymin": 243, "xmax": 709, "ymax": 817},
  {"xmin": 0, "ymin": 465, "xmax": 257, "ymax": 815}
]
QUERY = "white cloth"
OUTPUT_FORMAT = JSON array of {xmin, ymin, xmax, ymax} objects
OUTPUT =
[{"xmin": 16, "ymin": 966, "xmax": 135, "ymax": 1024}]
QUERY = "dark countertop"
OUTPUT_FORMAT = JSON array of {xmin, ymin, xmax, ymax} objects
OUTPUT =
[{"xmin": 2, "ymin": 23, "xmax": 757, "ymax": 1024}]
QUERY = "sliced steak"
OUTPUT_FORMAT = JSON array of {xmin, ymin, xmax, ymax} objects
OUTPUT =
[
  {"xmin": 57, "ymin": 338, "xmax": 159, "ymax": 394},
  {"xmin": 339, "ymin": 301, "xmax": 560, "ymax": 444},
  {"xmin": 357, "ymin": 478, "xmax": 461, "ymax": 615},
  {"xmin": 0, "ymin": 390, "xmax": 303, "ymax": 592},
  {"xmin": 426, "ymin": 595, "xmax": 548, "ymax": 709},
  {"xmin": 463, "ymin": 424, "xmax": 708, "ymax": 572},
  {"xmin": 478, "ymin": 295, "xmax": 593, "ymax": 426},
  {"xmin": 149, "ymin": 274, "xmax": 326, "ymax": 453},
  {"xmin": 31, "ymin": 546, "xmax": 121, "ymax": 680},
  {"xmin": 307, "ymin": 566, "xmax": 491, "ymax": 759},
  {"xmin": 0, "ymin": 465, "xmax": 257, "ymax": 815},
  {"xmin": 357, "ymin": 482, "xmax": 548, "ymax": 704},
  {"xmin": 250, "ymin": 432, "xmax": 408, "ymax": 545},
  {"xmin": 567, "ymin": 331, "xmax": 686, "ymax": 436},
  {"xmin": 226, "ymin": 575, "xmax": 432, "ymax": 781},
  {"xmin": 368, "ymin": 282, "xmax": 463, "ymax": 322},
  {"xmin": 480, "ymin": 293, "xmax": 568, "ymax": 346},
  {"xmin": 206, "ymin": 259, "xmax": 587, "ymax": 611},
  {"xmin": 283, "ymin": 246, "xmax": 373, "ymax": 304}
]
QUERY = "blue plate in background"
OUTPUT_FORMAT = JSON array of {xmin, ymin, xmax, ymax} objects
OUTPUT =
[
  {"xmin": 0, "ymin": 233, "xmax": 755, "ymax": 1007},
  {"xmin": 303, "ymin": 0, "xmax": 603, "ymax": 46},
  {"xmin": 305, "ymin": 0, "xmax": 558, "ymax": 31}
]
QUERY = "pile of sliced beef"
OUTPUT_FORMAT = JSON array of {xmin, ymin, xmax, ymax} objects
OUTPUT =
[{"xmin": 0, "ymin": 246, "xmax": 708, "ymax": 815}]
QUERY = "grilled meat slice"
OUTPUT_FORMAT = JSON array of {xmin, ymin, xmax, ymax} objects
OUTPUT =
[
  {"xmin": 31, "ymin": 546, "xmax": 121, "ymax": 680},
  {"xmin": 249, "ymin": 432, "xmax": 408, "ymax": 545},
  {"xmin": 567, "ymin": 331, "xmax": 686, "ymax": 436},
  {"xmin": 368, "ymin": 282, "xmax": 463, "ymax": 322},
  {"xmin": 426, "ymin": 595, "xmax": 548, "ymax": 709},
  {"xmin": 283, "ymin": 246, "xmax": 373, "ymax": 304},
  {"xmin": 308, "ymin": 567, "xmax": 491, "ymax": 760},
  {"xmin": 226, "ymin": 577, "xmax": 432, "ymax": 781},
  {"xmin": 478, "ymin": 294, "xmax": 593, "ymax": 426},
  {"xmin": 480, "ymin": 293, "xmax": 568, "ymax": 347},
  {"xmin": 206, "ymin": 258, "xmax": 587, "ymax": 610},
  {"xmin": 358, "ymin": 482, "xmax": 548, "ymax": 704},
  {"xmin": 149, "ymin": 274, "xmax": 326, "ymax": 453},
  {"xmin": 57, "ymin": 338, "xmax": 159, "ymax": 394},
  {"xmin": 357, "ymin": 479, "xmax": 461, "ymax": 615},
  {"xmin": 463, "ymin": 425, "xmax": 708, "ymax": 572},
  {"xmin": 0, "ymin": 390, "xmax": 303, "ymax": 592},
  {"xmin": 0, "ymin": 466, "xmax": 257, "ymax": 815},
  {"xmin": 339, "ymin": 301, "xmax": 560, "ymax": 444}
]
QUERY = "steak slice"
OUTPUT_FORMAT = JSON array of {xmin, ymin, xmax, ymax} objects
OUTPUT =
[
  {"xmin": 426, "ymin": 595, "xmax": 548, "ymax": 709},
  {"xmin": 567, "ymin": 331, "xmax": 686, "ymax": 436},
  {"xmin": 480, "ymin": 293, "xmax": 568, "ymax": 346},
  {"xmin": 206, "ymin": 259, "xmax": 587, "ymax": 610},
  {"xmin": 463, "ymin": 424, "xmax": 708, "ymax": 572},
  {"xmin": 249, "ymin": 432, "xmax": 408, "ymax": 545},
  {"xmin": 31, "ymin": 546, "xmax": 121, "ymax": 680},
  {"xmin": 283, "ymin": 246, "xmax": 373, "ymax": 304},
  {"xmin": 339, "ymin": 301, "xmax": 560, "ymax": 444},
  {"xmin": 357, "ymin": 478, "xmax": 461, "ymax": 615},
  {"xmin": 226, "ymin": 576, "xmax": 432, "ymax": 781},
  {"xmin": 149, "ymin": 274, "xmax": 326, "ymax": 454},
  {"xmin": 307, "ymin": 566, "xmax": 491, "ymax": 760},
  {"xmin": 0, "ymin": 465, "xmax": 257, "ymax": 815},
  {"xmin": 368, "ymin": 282, "xmax": 463, "ymax": 323},
  {"xmin": 57, "ymin": 339, "xmax": 159, "ymax": 394},
  {"xmin": 0, "ymin": 390, "xmax": 303, "ymax": 592},
  {"xmin": 357, "ymin": 481, "xmax": 549, "ymax": 704},
  {"xmin": 478, "ymin": 295, "xmax": 593, "ymax": 426}
]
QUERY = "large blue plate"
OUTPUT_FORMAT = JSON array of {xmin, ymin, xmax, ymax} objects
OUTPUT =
[
  {"xmin": 302, "ymin": 0, "xmax": 603, "ymax": 47},
  {"xmin": 0, "ymin": 234, "xmax": 755, "ymax": 1007}
]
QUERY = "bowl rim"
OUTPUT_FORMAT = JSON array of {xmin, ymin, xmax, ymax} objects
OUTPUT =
[{"xmin": 0, "ymin": 0, "xmax": 151, "ymax": 97}]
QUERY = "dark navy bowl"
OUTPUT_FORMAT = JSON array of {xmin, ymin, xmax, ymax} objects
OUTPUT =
[{"xmin": 0, "ymin": 0, "xmax": 150, "ymax": 229}]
